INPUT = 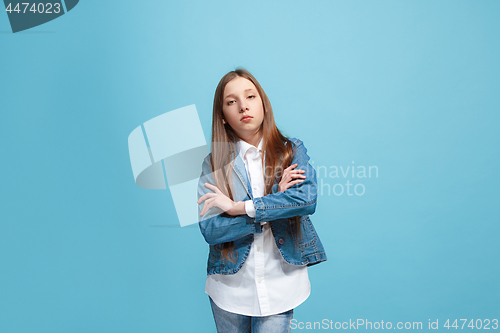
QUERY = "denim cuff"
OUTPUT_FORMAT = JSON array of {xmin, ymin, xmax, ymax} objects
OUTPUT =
[{"xmin": 253, "ymin": 197, "xmax": 265, "ymax": 223}]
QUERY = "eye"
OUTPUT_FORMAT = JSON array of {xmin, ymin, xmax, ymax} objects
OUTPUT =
[
  {"xmin": 248, "ymin": 95, "xmax": 255, "ymax": 99},
  {"xmin": 227, "ymin": 100, "xmax": 235, "ymax": 105}
]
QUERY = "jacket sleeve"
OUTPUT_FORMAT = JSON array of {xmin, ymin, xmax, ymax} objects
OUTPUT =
[
  {"xmin": 252, "ymin": 139, "xmax": 318, "ymax": 223},
  {"xmin": 197, "ymin": 155, "xmax": 260, "ymax": 246}
]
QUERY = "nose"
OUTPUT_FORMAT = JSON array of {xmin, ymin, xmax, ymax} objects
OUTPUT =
[{"xmin": 239, "ymin": 100, "xmax": 249, "ymax": 112}]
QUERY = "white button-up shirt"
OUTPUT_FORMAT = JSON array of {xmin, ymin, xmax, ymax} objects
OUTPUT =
[{"xmin": 205, "ymin": 137, "xmax": 310, "ymax": 316}]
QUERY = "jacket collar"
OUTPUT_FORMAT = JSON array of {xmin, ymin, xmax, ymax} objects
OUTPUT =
[
  {"xmin": 230, "ymin": 137, "xmax": 301, "ymax": 198},
  {"xmin": 230, "ymin": 137, "xmax": 300, "ymax": 197},
  {"xmin": 235, "ymin": 137, "xmax": 264, "ymax": 161}
]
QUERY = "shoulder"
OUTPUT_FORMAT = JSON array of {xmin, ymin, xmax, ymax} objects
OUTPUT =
[
  {"xmin": 286, "ymin": 137, "xmax": 305, "ymax": 149},
  {"xmin": 201, "ymin": 152, "xmax": 212, "ymax": 170}
]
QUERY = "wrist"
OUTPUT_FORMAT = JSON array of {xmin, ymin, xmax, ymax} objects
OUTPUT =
[{"xmin": 228, "ymin": 201, "xmax": 246, "ymax": 216}]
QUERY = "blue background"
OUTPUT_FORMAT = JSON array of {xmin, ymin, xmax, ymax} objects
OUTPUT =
[{"xmin": 1, "ymin": 1, "xmax": 499, "ymax": 332}]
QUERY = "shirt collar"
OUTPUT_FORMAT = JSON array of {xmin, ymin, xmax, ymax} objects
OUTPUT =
[{"xmin": 236, "ymin": 137, "xmax": 264, "ymax": 161}]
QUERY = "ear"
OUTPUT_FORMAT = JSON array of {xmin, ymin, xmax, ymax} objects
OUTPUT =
[{"xmin": 222, "ymin": 118, "xmax": 226, "ymax": 124}]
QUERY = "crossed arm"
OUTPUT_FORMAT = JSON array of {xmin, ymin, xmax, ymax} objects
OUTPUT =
[{"xmin": 197, "ymin": 139, "xmax": 317, "ymax": 245}]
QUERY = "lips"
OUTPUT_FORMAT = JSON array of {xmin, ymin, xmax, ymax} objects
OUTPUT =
[{"xmin": 240, "ymin": 116, "xmax": 253, "ymax": 121}]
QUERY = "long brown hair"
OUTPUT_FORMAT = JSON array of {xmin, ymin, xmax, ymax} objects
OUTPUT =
[{"xmin": 210, "ymin": 68, "xmax": 301, "ymax": 261}]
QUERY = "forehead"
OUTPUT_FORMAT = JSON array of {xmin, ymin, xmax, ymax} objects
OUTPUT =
[{"xmin": 223, "ymin": 77, "xmax": 257, "ymax": 98}]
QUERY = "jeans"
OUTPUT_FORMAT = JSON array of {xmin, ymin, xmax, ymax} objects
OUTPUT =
[{"xmin": 209, "ymin": 296, "xmax": 293, "ymax": 333}]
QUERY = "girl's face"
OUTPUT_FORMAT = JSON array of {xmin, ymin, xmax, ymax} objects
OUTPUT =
[{"xmin": 222, "ymin": 76, "xmax": 265, "ymax": 142}]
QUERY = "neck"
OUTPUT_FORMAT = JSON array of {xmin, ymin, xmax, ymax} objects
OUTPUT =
[{"xmin": 239, "ymin": 131, "xmax": 263, "ymax": 148}]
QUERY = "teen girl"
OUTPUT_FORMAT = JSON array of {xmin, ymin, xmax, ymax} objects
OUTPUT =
[{"xmin": 197, "ymin": 68, "xmax": 327, "ymax": 333}]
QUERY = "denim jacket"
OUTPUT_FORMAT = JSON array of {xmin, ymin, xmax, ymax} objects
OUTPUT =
[{"xmin": 197, "ymin": 137, "xmax": 327, "ymax": 275}]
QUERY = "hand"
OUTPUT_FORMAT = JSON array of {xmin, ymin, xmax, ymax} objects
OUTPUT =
[
  {"xmin": 278, "ymin": 163, "xmax": 306, "ymax": 192},
  {"xmin": 198, "ymin": 183, "xmax": 238, "ymax": 216}
]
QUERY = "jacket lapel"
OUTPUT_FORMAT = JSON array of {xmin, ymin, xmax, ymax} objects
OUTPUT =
[{"xmin": 231, "ymin": 150, "xmax": 252, "ymax": 198}]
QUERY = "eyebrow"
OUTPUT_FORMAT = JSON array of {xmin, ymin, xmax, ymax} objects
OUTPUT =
[{"xmin": 224, "ymin": 89, "xmax": 257, "ymax": 99}]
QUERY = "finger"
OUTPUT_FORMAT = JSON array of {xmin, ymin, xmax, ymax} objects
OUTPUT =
[
  {"xmin": 284, "ymin": 163, "xmax": 298, "ymax": 172},
  {"xmin": 197, "ymin": 193, "xmax": 211, "ymax": 204},
  {"xmin": 197, "ymin": 195, "xmax": 205, "ymax": 205},
  {"xmin": 206, "ymin": 198, "xmax": 218, "ymax": 214},
  {"xmin": 205, "ymin": 183, "xmax": 222, "ymax": 194},
  {"xmin": 200, "ymin": 201, "xmax": 207, "ymax": 216},
  {"xmin": 290, "ymin": 179, "xmax": 305, "ymax": 186},
  {"xmin": 285, "ymin": 168, "xmax": 304, "ymax": 178},
  {"xmin": 200, "ymin": 197, "xmax": 216, "ymax": 216},
  {"xmin": 283, "ymin": 179, "xmax": 305, "ymax": 191},
  {"xmin": 197, "ymin": 192, "xmax": 215, "ymax": 204},
  {"xmin": 289, "ymin": 173, "xmax": 307, "ymax": 179},
  {"xmin": 287, "ymin": 171, "xmax": 305, "ymax": 179},
  {"xmin": 283, "ymin": 163, "xmax": 305, "ymax": 175},
  {"xmin": 204, "ymin": 183, "xmax": 213, "ymax": 190}
]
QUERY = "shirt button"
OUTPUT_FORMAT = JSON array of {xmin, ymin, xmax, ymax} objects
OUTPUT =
[
  {"xmin": 258, "ymin": 279, "xmax": 262, "ymax": 283},
  {"xmin": 278, "ymin": 238, "xmax": 285, "ymax": 245},
  {"xmin": 257, "ymin": 247, "xmax": 260, "ymax": 251}
]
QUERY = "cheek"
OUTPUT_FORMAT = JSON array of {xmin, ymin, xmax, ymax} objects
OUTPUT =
[
  {"xmin": 256, "ymin": 100, "xmax": 265, "ymax": 116},
  {"xmin": 258, "ymin": 105, "xmax": 265, "ymax": 119},
  {"xmin": 223, "ymin": 112, "xmax": 238, "ymax": 124},
  {"xmin": 222, "ymin": 108, "xmax": 231, "ymax": 120}
]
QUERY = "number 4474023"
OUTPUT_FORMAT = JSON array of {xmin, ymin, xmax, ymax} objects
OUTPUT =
[
  {"xmin": 444, "ymin": 319, "xmax": 498, "ymax": 330},
  {"xmin": 5, "ymin": 3, "xmax": 62, "ymax": 14}
]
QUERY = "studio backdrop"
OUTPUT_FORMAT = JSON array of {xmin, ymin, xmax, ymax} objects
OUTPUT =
[{"xmin": 1, "ymin": 1, "xmax": 499, "ymax": 332}]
